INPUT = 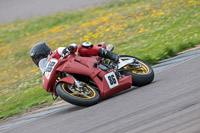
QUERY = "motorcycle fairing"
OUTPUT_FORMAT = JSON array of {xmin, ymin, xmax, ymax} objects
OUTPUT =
[
  {"xmin": 57, "ymin": 75, "xmax": 74, "ymax": 85},
  {"xmin": 42, "ymin": 53, "xmax": 67, "ymax": 93},
  {"xmin": 93, "ymin": 70, "xmax": 132, "ymax": 99},
  {"xmin": 57, "ymin": 55, "xmax": 100, "ymax": 76},
  {"xmin": 43, "ymin": 53, "xmax": 132, "ymax": 99}
]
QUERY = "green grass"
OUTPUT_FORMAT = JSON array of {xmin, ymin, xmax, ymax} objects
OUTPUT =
[{"xmin": 0, "ymin": 0, "xmax": 200, "ymax": 119}]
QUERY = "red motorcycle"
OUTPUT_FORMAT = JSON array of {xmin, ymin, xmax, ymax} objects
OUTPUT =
[{"xmin": 42, "ymin": 44, "xmax": 154, "ymax": 106}]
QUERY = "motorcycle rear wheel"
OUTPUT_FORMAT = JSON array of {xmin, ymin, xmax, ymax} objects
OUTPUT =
[
  {"xmin": 119, "ymin": 55, "xmax": 154, "ymax": 86},
  {"xmin": 56, "ymin": 82, "xmax": 100, "ymax": 106}
]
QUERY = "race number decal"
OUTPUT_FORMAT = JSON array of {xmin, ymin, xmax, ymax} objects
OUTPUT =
[
  {"xmin": 45, "ymin": 59, "xmax": 58, "ymax": 79},
  {"xmin": 105, "ymin": 72, "xmax": 119, "ymax": 89}
]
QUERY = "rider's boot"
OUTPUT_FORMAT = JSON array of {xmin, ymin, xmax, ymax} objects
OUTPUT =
[{"xmin": 99, "ymin": 48, "xmax": 119, "ymax": 63}]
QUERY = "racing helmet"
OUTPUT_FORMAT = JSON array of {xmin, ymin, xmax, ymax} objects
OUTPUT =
[{"xmin": 30, "ymin": 42, "xmax": 51, "ymax": 66}]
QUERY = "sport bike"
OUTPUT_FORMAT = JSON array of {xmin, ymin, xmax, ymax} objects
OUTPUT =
[{"xmin": 42, "ymin": 43, "xmax": 154, "ymax": 106}]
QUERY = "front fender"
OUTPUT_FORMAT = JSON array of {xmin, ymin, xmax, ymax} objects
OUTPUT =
[{"xmin": 57, "ymin": 75, "xmax": 75, "ymax": 85}]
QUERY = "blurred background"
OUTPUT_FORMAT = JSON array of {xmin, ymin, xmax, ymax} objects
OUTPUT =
[
  {"xmin": 0, "ymin": 0, "xmax": 113, "ymax": 23},
  {"xmin": 0, "ymin": 0, "xmax": 199, "ymax": 120}
]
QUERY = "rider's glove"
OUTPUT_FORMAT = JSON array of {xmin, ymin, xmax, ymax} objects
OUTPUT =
[
  {"xmin": 67, "ymin": 45, "xmax": 74, "ymax": 53},
  {"xmin": 62, "ymin": 45, "xmax": 74, "ymax": 57}
]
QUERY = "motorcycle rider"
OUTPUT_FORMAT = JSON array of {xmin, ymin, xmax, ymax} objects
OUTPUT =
[{"xmin": 30, "ymin": 42, "xmax": 119, "ymax": 74}]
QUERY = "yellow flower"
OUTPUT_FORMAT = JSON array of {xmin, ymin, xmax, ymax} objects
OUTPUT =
[
  {"xmin": 20, "ymin": 74, "xmax": 24, "ymax": 78},
  {"xmin": 188, "ymin": 0, "xmax": 200, "ymax": 6},
  {"xmin": 106, "ymin": 28, "xmax": 110, "ymax": 32},
  {"xmin": 146, "ymin": 5, "xmax": 151, "ymax": 10},
  {"xmin": 138, "ymin": 28, "xmax": 145, "ymax": 34},
  {"xmin": 0, "ymin": 46, "xmax": 9, "ymax": 51},
  {"xmin": 31, "ymin": 68, "xmax": 39, "ymax": 72}
]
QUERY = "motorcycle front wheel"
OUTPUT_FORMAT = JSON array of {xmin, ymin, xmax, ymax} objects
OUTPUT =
[
  {"xmin": 119, "ymin": 55, "xmax": 154, "ymax": 86},
  {"xmin": 56, "ymin": 82, "xmax": 100, "ymax": 107}
]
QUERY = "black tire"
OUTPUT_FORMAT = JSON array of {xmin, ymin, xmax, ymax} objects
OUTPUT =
[
  {"xmin": 119, "ymin": 55, "xmax": 154, "ymax": 86},
  {"xmin": 56, "ymin": 82, "xmax": 100, "ymax": 107}
]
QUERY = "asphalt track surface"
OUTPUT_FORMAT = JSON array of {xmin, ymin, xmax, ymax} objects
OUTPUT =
[{"xmin": 0, "ymin": 0, "xmax": 114, "ymax": 24}]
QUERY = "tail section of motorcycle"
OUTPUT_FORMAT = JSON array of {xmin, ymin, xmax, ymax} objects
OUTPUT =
[{"xmin": 118, "ymin": 55, "xmax": 154, "ymax": 86}]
